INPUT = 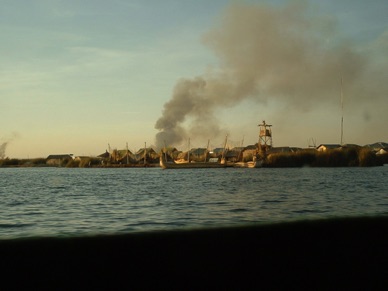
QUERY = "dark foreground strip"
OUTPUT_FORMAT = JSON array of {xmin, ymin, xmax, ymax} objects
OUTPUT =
[{"xmin": 1, "ymin": 216, "xmax": 387, "ymax": 290}]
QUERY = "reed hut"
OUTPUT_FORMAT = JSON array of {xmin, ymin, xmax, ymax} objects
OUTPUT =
[
  {"xmin": 46, "ymin": 154, "xmax": 74, "ymax": 166},
  {"xmin": 135, "ymin": 147, "xmax": 159, "ymax": 164},
  {"xmin": 316, "ymin": 144, "xmax": 341, "ymax": 152}
]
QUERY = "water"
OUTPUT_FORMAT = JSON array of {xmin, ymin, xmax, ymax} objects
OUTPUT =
[{"xmin": 1, "ymin": 166, "xmax": 387, "ymax": 238}]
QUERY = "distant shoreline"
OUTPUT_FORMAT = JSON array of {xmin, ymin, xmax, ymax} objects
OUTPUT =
[
  {"xmin": 0, "ymin": 162, "xmax": 161, "ymax": 168},
  {"xmin": 1, "ymin": 147, "xmax": 387, "ymax": 168}
]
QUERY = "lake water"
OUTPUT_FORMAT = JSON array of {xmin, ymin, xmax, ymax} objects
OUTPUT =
[{"xmin": 1, "ymin": 166, "xmax": 387, "ymax": 238}]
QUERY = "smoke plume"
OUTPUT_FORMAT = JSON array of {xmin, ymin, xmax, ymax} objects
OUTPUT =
[
  {"xmin": 0, "ymin": 133, "xmax": 20, "ymax": 159},
  {"xmin": 155, "ymin": 1, "xmax": 387, "ymax": 148},
  {"xmin": 0, "ymin": 142, "xmax": 8, "ymax": 159}
]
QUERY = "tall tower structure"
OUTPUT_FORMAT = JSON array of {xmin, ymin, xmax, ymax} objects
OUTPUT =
[{"xmin": 258, "ymin": 120, "xmax": 272, "ymax": 156}]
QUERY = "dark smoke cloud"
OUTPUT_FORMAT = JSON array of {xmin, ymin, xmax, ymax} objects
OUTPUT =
[
  {"xmin": 0, "ymin": 133, "xmax": 20, "ymax": 159},
  {"xmin": 0, "ymin": 142, "xmax": 8, "ymax": 159},
  {"xmin": 154, "ymin": 1, "xmax": 387, "ymax": 148}
]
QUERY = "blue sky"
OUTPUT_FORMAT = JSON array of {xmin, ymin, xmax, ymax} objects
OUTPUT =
[{"xmin": 1, "ymin": 0, "xmax": 387, "ymax": 158}]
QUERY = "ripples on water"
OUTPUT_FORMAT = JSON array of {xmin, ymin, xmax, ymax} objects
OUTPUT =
[{"xmin": 0, "ymin": 166, "xmax": 387, "ymax": 238}]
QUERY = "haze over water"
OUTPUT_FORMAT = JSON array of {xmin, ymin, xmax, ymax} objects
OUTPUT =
[{"xmin": 1, "ymin": 166, "xmax": 387, "ymax": 239}]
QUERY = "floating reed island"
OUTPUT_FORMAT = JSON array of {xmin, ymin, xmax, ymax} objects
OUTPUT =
[
  {"xmin": 1, "ymin": 145, "xmax": 387, "ymax": 168},
  {"xmin": 2, "ymin": 120, "xmax": 387, "ymax": 168},
  {"xmin": 263, "ymin": 146, "xmax": 387, "ymax": 167}
]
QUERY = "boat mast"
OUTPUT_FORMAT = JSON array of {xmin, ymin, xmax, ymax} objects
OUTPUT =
[
  {"xmin": 126, "ymin": 142, "xmax": 129, "ymax": 164},
  {"xmin": 205, "ymin": 139, "xmax": 210, "ymax": 163},
  {"xmin": 163, "ymin": 140, "xmax": 168, "ymax": 162},
  {"xmin": 340, "ymin": 77, "xmax": 344, "ymax": 146},
  {"xmin": 221, "ymin": 135, "xmax": 228, "ymax": 161},
  {"xmin": 144, "ymin": 142, "xmax": 146, "ymax": 165},
  {"xmin": 239, "ymin": 136, "xmax": 245, "ymax": 162},
  {"xmin": 187, "ymin": 138, "xmax": 190, "ymax": 163}
]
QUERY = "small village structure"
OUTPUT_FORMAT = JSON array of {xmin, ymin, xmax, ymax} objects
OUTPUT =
[
  {"xmin": 258, "ymin": 120, "xmax": 273, "ymax": 156},
  {"xmin": 316, "ymin": 144, "xmax": 342, "ymax": 152},
  {"xmin": 36, "ymin": 122, "xmax": 388, "ymax": 168},
  {"xmin": 365, "ymin": 142, "xmax": 388, "ymax": 153},
  {"xmin": 46, "ymin": 154, "xmax": 74, "ymax": 166},
  {"xmin": 1, "ymin": 116, "xmax": 387, "ymax": 168}
]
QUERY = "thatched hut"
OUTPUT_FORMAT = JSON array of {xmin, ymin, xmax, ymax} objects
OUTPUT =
[
  {"xmin": 160, "ymin": 147, "xmax": 180, "ymax": 161},
  {"xmin": 135, "ymin": 147, "xmax": 159, "ymax": 164},
  {"xmin": 46, "ymin": 154, "xmax": 73, "ymax": 166},
  {"xmin": 190, "ymin": 148, "xmax": 208, "ymax": 162}
]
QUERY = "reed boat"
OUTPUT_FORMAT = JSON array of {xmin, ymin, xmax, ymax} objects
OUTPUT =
[
  {"xmin": 160, "ymin": 136, "xmax": 228, "ymax": 169},
  {"xmin": 233, "ymin": 157, "xmax": 263, "ymax": 168},
  {"xmin": 159, "ymin": 155, "xmax": 227, "ymax": 169}
]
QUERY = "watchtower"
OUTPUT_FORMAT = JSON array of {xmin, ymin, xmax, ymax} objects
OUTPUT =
[{"xmin": 258, "ymin": 120, "xmax": 272, "ymax": 156}]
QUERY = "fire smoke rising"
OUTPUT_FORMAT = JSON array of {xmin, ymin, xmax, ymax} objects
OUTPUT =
[
  {"xmin": 0, "ymin": 142, "xmax": 8, "ymax": 159},
  {"xmin": 0, "ymin": 133, "xmax": 19, "ymax": 159},
  {"xmin": 155, "ymin": 2, "xmax": 387, "ymax": 148}
]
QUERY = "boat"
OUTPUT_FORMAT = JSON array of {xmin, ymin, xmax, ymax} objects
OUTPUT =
[
  {"xmin": 233, "ymin": 156, "xmax": 263, "ymax": 168},
  {"xmin": 160, "ymin": 136, "xmax": 228, "ymax": 169},
  {"xmin": 159, "ymin": 155, "xmax": 226, "ymax": 169}
]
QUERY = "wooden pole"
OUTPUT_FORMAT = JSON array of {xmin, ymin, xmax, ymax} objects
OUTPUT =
[{"xmin": 144, "ymin": 142, "xmax": 146, "ymax": 165}]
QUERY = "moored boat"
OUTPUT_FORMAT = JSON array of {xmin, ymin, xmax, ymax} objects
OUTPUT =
[
  {"xmin": 159, "ymin": 155, "xmax": 226, "ymax": 169},
  {"xmin": 233, "ymin": 157, "xmax": 263, "ymax": 168},
  {"xmin": 160, "ymin": 136, "xmax": 228, "ymax": 169}
]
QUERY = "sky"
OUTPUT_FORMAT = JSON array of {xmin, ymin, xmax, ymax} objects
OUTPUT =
[{"xmin": 1, "ymin": 0, "xmax": 387, "ymax": 158}]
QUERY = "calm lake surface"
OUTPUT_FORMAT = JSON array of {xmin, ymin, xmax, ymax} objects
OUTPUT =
[{"xmin": 1, "ymin": 166, "xmax": 387, "ymax": 238}]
